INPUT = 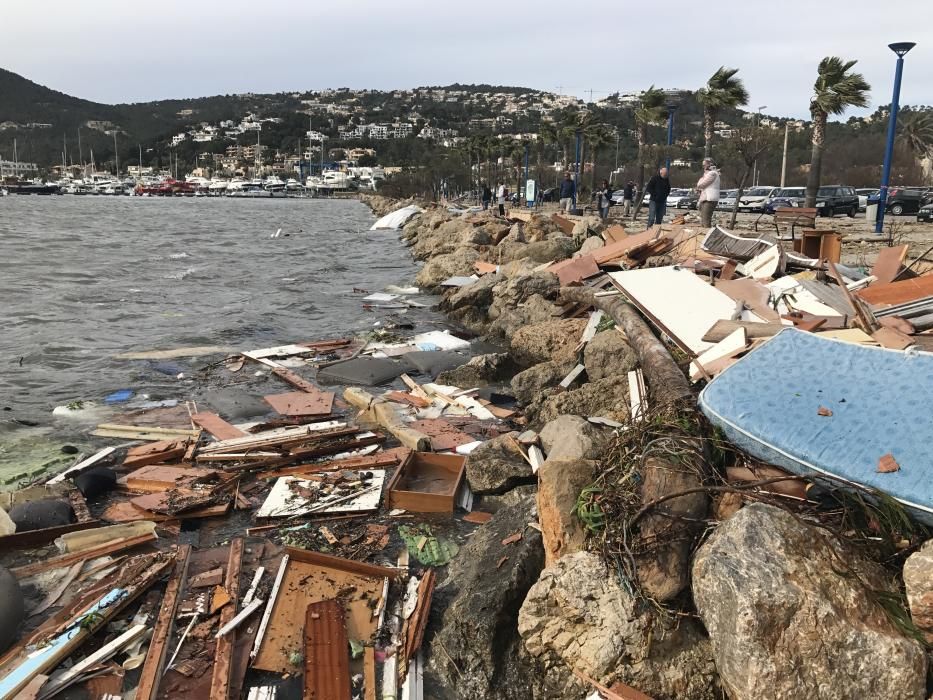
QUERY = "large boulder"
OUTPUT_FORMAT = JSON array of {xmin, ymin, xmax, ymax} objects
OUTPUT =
[
  {"xmin": 464, "ymin": 433, "xmax": 534, "ymax": 495},
  {"xmin": 577, "ymin": 236, "xmax": 605, "ymax": 256},
  {"xmin": 425, "ymin": 492, "xmax": 580, "ymax": 699},
  {"xmin": 436, "ymin": 353, "xmax": 517, "ymax": 388},
  {"xmin": 509, "ymin": 318, "xmax": 587, "ymax": 368},
  {"xmin": 583, "ymin": 329, "xmax": 638, "ymax": 381},
  {"xmin": 523, "ymin": 215, "xmax": 560, "ymax": 242},
  {"xmin": 529, "ymin": 375, "xmax": 630, "ymax": 428},
  {"xmin": 499, "ymin": 237, "xmax": 577, "ymax": 264},
  {"xmin": 487, "ymin": 295, "xmax": 566, "ymax": 340},
  {"xmin": 510, "ymin": 361, "xmax": 573, "ymax": 405},
  {"xmin": 693, "ymin": 503, "xmax": 927, "ymax": 700},
  {"xmin": 536, "ymin": 458, "xmax": 598, "ymax": 566},
  {"xmin": 519, "ymin": 551, "xmax": 719, "ymax": 699},
  {"xmin": 438, "ymin": 273, "xmax": 499, "ymax": 313},
  {"xmin": 0, "ymin": 567, "xmax": 24, "ymax": 653},
  {"xmin": 903, "ymin": 539, "xmax": 933, "ymax": 642},
  {"xmin": 489, "ymin": 271, "xmax": 560, "ymax": 310},
  {"xmin": 539, "ymin": 414, "xmax": 610, "ymax": 461},
  {"xmin": 416, "ymin": 247, "xmax": 481, "ymax": 289}
]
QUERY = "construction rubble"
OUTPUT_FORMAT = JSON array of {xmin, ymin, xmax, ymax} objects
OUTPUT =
[{"xmin": 1, "ymin": 194, "xmax": 933, "ymax": 700}]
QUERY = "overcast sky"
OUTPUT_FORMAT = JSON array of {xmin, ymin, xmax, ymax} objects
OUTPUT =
[{"xmin": 4, "ymin": 0, "xmax": 932, "ymax": 120}]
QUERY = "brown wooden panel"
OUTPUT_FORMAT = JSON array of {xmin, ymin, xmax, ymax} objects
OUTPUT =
[
  {"xmin": 304, "ymin": 600, "xmax": 351, "ymax": 700},
  {"xmin": 136, "ymin": 545, "xmax": 191, "ymax": 700},
  {"xmin": 209, "ymin": 537, "xmax": 244, "ymax": 700},
  {"xmin": 872, "ymin": 244, "xmax": 910, "ymax": 285},
  {"xmin": 124, "ymin": 439, "xmax": 189, "ymax": 469},
  {"xmin": 592, "ymin": 229, "xmax": 663, "ymax": 265},
  {"xmin": 122, "ymin": 464, "xmax": 219, "ymax": 493},
  {"xmin": 407, "ymin": 419, "xmax": 474, "ymax": 451},
  {"xmin": 549, "ymin": 255, "xmax": 600, "ymax": 286},
  {"xmin": 264, "ymin": 390, "xmax": 335, "ymax": 417},
  {"xmin": 191, "ymin": 412, "xmax": 248, "ymax": 440},
  {"xmin": 11, "ymin": 532, "xmax": 157, "ymax": 579},
  {"xmin": 857, "ymin": 273, "xmax": 933, "ymax": 306}
]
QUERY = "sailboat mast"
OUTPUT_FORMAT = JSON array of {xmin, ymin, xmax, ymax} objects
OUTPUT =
[{"xmin": 113, "ymin": 131, "xmax": 119, "ymax": 176}]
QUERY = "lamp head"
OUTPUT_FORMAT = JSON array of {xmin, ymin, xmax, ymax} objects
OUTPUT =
[{"xmin": 889, "ymin": 42, "xmax": 916, "ymax": 57}]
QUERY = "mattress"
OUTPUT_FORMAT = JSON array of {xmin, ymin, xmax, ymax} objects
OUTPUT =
[{"xmin": 699, "ymin": 328, "xmax": 933, "ymax": 524}]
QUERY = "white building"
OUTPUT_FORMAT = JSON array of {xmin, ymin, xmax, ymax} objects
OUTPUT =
[{"xmin": 0, "ymin": 160, "xmax": 38, "ymax": 177}]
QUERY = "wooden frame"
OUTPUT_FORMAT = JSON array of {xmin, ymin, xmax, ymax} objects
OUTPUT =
[{"xmin": 386, "ymin": 452, "xmax": 465, "ymax": 513}]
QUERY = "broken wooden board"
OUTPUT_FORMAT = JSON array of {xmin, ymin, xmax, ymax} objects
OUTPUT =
[
  {"xmin": 263, "ymin": 390, "xmax": 335, "ymax": 418},
  {"xmin": 548, "ymin": 255, "xmax": 600, "ymax": 286},
  {"xmin": 198, "ymin": 422, "xmax": 349, "ymax": 455},
  {"xmin": 11, "ymin": 532, "xmax": 157, "ymax": 579},
  {"xmin": 252, "ymin": 549, "xmax": 399, "ymax": 674},
  {"xmin": 856, "ymin": 274, "xmax": 933, "ymax": 307},
  {"xmin": 191, "ymin": 412, "xmax": 248, "ymax": 441},
  {"xmin": 121, "ymin": 464, "xmax": 220, "ymax": 493},
  {"xmin": 254, "ymin": 452, "xmax": 405, "ymax": 481},
  {"xmin": 101, "ymin": 501, "xmax": 228, "ymax": 524},
  {"xmin": 602, "ymin": 224, "xmax": 627, "ymax": 244},
  {"xmin": 304, "ymin": 600, "xmax": 351, "ymax": 700},
  {"xmin": 93, "ymin": 425, "xmax": 199, "ymax": 442},
  {"xmin": 256, "ymin": 471, "xmax": 386, "ymax": 518},
  {"xmin": 209, "ymin": 538, "xmax": 244, "ymax": 700},
  {"xmin": 690, "ymin": 328, "xmax": 748, "ymax": 382},
  {"xmin": 714, "ymin": 278, "xmax": 782, "ymax": 323},
  {"xmin": 871, "ymin": 244, "xmax": 909, "ymax": 285},
  {"xmin": 123, "ymin": 438, "xmax": 192, "ymax": 470},
  {"xmin": 593, "ymin": 229, "xmax": 665, "ymax": 265},
  {"xmin": 407, "ymin": 419, "xmax": 476, "ymax": 452},
  {"xmin": 701, "ymin": 320, "xmax": 787, "ymax": 344},
  {"xmin": 403, "ymin": 570, "xmax": 436, "ymax": 661},
  {"xmin": 130, "ymin": 490, "xmax": 227, "ymax": 517},
  {"xmin": 872, "ymin": 327, "xmax": 915, "ymax": 350},
  {"xmin": 136, "ymin": 545, "xmax": 191, "ymax": 700}
]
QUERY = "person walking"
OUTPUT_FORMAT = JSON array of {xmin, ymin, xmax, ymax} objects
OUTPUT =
[
  {"xmin": 558, "ymin": 172, "xmax": 575, "ymax": 213},
  {"xmin": 645, "ymin": 166, "xmax": 671, "ymax": 228},
  {"xmin": 496, "ymin": 181, "xmax": 507, "ymax": 216},
  {"xmin": 696, "ymin": 158, "xmax": 721, "ymax": 228},
  {"xmin": 622, "ymin": 180, "xmax": 635, "ymax": 217},
  {"xmin": 481, "ymin": 183, "xmax": 492, "ymax": 211},
  {"xmin": 596, "ymin": 179, "xmax": 613, "ymax": 219}
]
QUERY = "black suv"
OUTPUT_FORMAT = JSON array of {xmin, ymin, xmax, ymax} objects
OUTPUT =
[
  {"xmin": 814, "ymin": 186, "xmax": 859, "ymax": 217},
  {"xmin": 869, "ymin": 187, "xmax": 933, "ymax": 216}
]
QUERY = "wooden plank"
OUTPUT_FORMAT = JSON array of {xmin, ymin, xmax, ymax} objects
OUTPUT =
[
  {"xmin": 263, "ymin": 390, "xmax": 335, "ymax": 418},
  {"xmin": 548, "ymin": 255, "xmax": 600, "ymax": 286},
  {"xmin": 689, "ymin": 328, "xmax": 747, "ymax": 382},
  {"xmin": 124, "ymin": 545, "xmax": 191, "ymax": 700},
  {"xmin": 857, "ymin": 274, "xmax": 933, "ymax": 307},
  {"xmin": 701, "ymin": 319, "xmax": 786, "ymax": 343},
  {"xmin": 404, "ymin": 570, "xmax": 436, "ymax": 661},
  {"xmin": 255, "ymin": 452, "xmax": 404, "ymax": 481},
  {"xmin": 593, "ymin": 229, "xmax": 663, "ymax": 265},
  {"xmin": 872, "ymin": 327, "xmax": 915, "ymax": 350},
  {"xmin": 407, "ymin": 419, "xmax": 475, "ymax": 451},
  {"xmin": 303, "ymin": 600, "xmax": 351, "ymax": 700},
  {"xmin": 270, "ymin": 366, "xmax": 322, "ymax": 393},
  {"xmin": 93, "ymin": 425, "xmax": 199, "ymax": 441},
  {"xmin": 363, "ymin": 647, "xmax": 377, "ymax": 700},
  {"xmin": 191, "ymin": 412, "xmax": 248, "ymax": 440},
  {"xmin": 0, "ymin": 520, "xmax": 101, "ymax": 551},
  {"xmin": 122, "ymin": 464, "xmax": 219, "ymax": 493},
  {"xmin": 827, "ymin": 261, "xmax": 876, "ymax": 332},
  {"xmin": 11, "ymin": 532, "xmax": 157, "ymax": 579},
  {"xmin": 123, "ymin": 438, "xmax": 190, "ymax": 469},
  {"xmin": 210, "ymin": 538, "xmax": 244, "ymax": 700}
]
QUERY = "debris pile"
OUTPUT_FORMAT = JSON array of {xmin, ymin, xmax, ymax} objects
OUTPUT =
[{"xmin": 1, "ymin": 194, "xmax": 932, "ymax": 699}]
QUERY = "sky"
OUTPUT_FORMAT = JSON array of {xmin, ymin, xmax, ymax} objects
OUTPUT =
[{"xmin": 3, "ymin": 0, "xmax": 933, "ymax": 121}]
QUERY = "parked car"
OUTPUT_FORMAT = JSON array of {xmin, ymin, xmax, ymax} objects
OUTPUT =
[
  {"xmin": 918, "ymin": 202, "xmax": 933, "ymax": 223},
  {"xmin": 717, "ymin": 190, "xmax": 738, "ymax": 210},
  {"xmin": 763, "ymin": 186, "xmax": 858, "ymax": 217},
  {"xmin": 737, "ymin": 186, "xmax": 779, "ymax": 213},
  {"xmin": 679, "ymin": 191, "xmax": 699, "ymax": 210},
  {"xmin": 856, "ymin": 188, "xmax": 878, "ymax": 212},
  {"xmin": 765, "ymin": 187, "xmax": 806, "ymax": 213},
  {"xmin": 867, "ymin": 187, "xmax": 933, "ymax": 216},
  {"xmin": 666, "ymin": 188, "xmax": 690, "ymax": 208}
]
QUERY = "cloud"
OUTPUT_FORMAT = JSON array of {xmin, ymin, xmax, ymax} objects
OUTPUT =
[{"xmin": 3, "ymin": 0, "xmax": 931, "ymax": 119}]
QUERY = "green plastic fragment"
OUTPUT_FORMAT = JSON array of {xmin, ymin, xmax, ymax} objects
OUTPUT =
[{"xmin": 398, "ymin": 524, "xmax": 459, "ymax": 566}]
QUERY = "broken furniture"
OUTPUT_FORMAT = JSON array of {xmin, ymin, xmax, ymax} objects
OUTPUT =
[
  {"xmin": 793, "ymin": 229, "xmax": 842, "ymax": 264},
  {"xmin": 386, "ymin": 452, "xmax": 466, "ymax": 513},
  {"xmin": 754, "ymin": 206, "xmax": 817, "ymax": 240}
]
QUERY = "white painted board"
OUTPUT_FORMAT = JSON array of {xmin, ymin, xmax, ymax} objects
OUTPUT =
[{"xmin": 256, "ymin": 470, "xmax": 386, "ymax": 518}]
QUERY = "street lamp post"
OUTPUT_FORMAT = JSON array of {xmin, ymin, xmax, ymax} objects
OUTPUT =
[
  {"xmin": 752, "ymin": 105, "xmax": 766, "ymax": 186},
  {"xmin": 665, "ymin": 105, "xmax": 678, "ymax": 171},
  {"xmin": 876, "ymin": 41, "xmax": 916, "ymax": 234}
]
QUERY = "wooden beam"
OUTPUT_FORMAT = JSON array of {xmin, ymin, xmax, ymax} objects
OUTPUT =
[
  {"xmin": 209, "ymin": 537, "xmax": 245, "ymax": 700},
  {"xmin": 191, "ymin": 413, "xmax": 248, "ymax": 441},
  {"xmin": 303, "ymin": 600, "xmax": 351, "ymax": 700},
  {"xmin": 136, "ymin": 545, "xmax": 191, "ymax": 700},
  {"xmin": 11, "ymin": 532, "xmax": 157, "ymax": 579},
  {"xmin": 701, "ymin": 319, "xmax": 786, "ymax": 344}
]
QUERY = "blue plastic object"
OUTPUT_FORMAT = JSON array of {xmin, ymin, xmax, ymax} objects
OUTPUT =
[
  {"xmin": 104, "ymin": 389, "xmax": 134, "ymax": 404},
  {"xmin": 699, "ymin": 328, "xmax": 933, "ymax": 524}
]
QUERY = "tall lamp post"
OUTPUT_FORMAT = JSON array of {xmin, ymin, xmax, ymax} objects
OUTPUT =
[
  {"xmin": 752, "ymin": 105, "xmax": 766, "ymax": 186},
  {"xmin": 663, "ymin": 90, "xmax": 683, "ymax": 171},
  {"xmin": 876, "ymin": 41, "xmax": 916, "ymax": 234}
]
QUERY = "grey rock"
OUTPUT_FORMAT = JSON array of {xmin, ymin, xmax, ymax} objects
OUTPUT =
[
  {"xmin": 425, "ymin": 492, "xmax": 582, "ymax": 699},
  {"xmin": 529, "ymin": 375, "xmax": 631, "ymax": 428},
  {"xmin": 509, "ymin": 318, "xmax": 587, "ymax": 367},
  {"xmin": 539, "ymin": 415, "xmax": 609, "ymax": 461},
  {"xmin": 510, "ymin": 361, "xmax": 572, "ymax": 405},
  {"xmin": 436, "ymin": 353, "xmax": 517, "ymax": 388},
  {"xmin": 416, "ymin": 248, "xmax": 481, "ymax": 289},
  {"xmin": 519, "ymin": 551, "xmax": 719, "ymax": 699},
  {"xmin": 487, "ymin": 295, "xmax": 566, "ymax": 340},
  {"xmin": 499, "ymin": 237, "xmax": 577, "ymax": 264},
  {"xmin": 438, "ymin": 272, "xmax": 499, "ymax": 313},
  {"xmin": 464, "ymin": 433, "xmax": 534, "ymax": 495},
  {"xmin": 904, "ymin": 539, "xmax": 933, "ymax": 642},
  {"xmin": 583, "ymin": 329, "xmax": 638, "ymax": 381},
  {"xmin": 577, "ymin": 236, "xmax": 605, "ymax": 255},
  {"xmin": 693, "ymin": 503, "xmax": 926, "ymax": 700}
]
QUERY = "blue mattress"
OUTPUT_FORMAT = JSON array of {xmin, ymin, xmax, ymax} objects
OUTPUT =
[{"xmin": 699, "ymin": 328, "xmax": 933, "ymax": 524}]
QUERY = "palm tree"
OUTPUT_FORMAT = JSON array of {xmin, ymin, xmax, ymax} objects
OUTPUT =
[
  {"xmin": 697, "ymin": 67, "xmax": 749, "ymax": 158},
  {"xmin": 633, "ymin": 87, "xmax": 667, "ymax": 193},
  {"xmin": 804, "ymin": 57, "xmax": 870, "ymax": 208},
  {"xmin": 898, "ymin": 112, "xmax": 933, "ymax": 160}
]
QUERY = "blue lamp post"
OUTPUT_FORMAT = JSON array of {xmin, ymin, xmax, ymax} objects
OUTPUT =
[{"xmin": 875, "ymin": 41, "xmax": 916, "ymax": 234}]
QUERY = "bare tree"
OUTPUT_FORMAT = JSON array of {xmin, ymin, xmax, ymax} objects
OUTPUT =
[{"xmin": 719, "ymin": 126, "xmax": 780, "ymax": 229}]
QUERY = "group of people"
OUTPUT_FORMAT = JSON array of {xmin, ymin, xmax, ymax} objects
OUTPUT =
[{"xmin": 480, "ymin": 157, "xmax": 723, "ymax": 228}]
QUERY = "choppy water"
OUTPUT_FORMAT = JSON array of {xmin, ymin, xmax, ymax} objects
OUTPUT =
[{"xmin": 0, "ymin": 196, "xmax": 429, "ymax": 478}]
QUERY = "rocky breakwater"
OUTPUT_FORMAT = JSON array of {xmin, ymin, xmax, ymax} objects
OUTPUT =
[{"xmin": 360, "ymin": 193, "xmax": 931, "ymax": 700}]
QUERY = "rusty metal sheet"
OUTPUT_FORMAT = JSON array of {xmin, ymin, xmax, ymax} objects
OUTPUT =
[
  {"xmin": 264, "ymin": 390, "xmax": 335, "ymax": 417},
  {"xmin": 304, "ymin": 600, "xmax": 351, "ymax": 700}
]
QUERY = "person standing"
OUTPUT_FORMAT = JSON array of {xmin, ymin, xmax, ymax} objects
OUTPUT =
[
  {"xmin": 622, "ymin": 180, "xmax": 635, "ymax": 217},
  {"xmin": 696, "ymin": 158, "xmax": 721, "ymax": 228},
  {"xmin": 496, "ymin": 181, "xmax": 506, "ymax": 216},
  {"xmin": 558, "ymin": 172, "xmax": 575, "ymax": 213},
  {"xmin": 645, "ymin": 166, "xmax": 671, "ymax": 228},
  {"xmin": 596, "ymin": 179, "xmax": 613, "ymax": 219},
  {"xmin": 481, "ymin": 183, "xmax": 492, "ymax": 211}
]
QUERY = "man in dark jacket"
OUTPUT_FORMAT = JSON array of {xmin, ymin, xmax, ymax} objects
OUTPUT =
[
  {"xmin": 481, "ymin": 183, "xmax": 492, "ymax": 210},
  {"xmin": 558, "ymin": 172, "xmax": 576, "ymax": 212},
  {"xmin": 622, "ymin": 180, "xmax": 635, "ymax": 217},
  {"xmin": 645, "ymin": 167, "xmax": 671, "ymax": 228}
]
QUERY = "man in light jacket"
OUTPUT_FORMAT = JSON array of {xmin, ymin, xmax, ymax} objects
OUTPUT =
[{"xmin": 696, "ymin": 158, "xmax": 720, "ymax": 228}]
